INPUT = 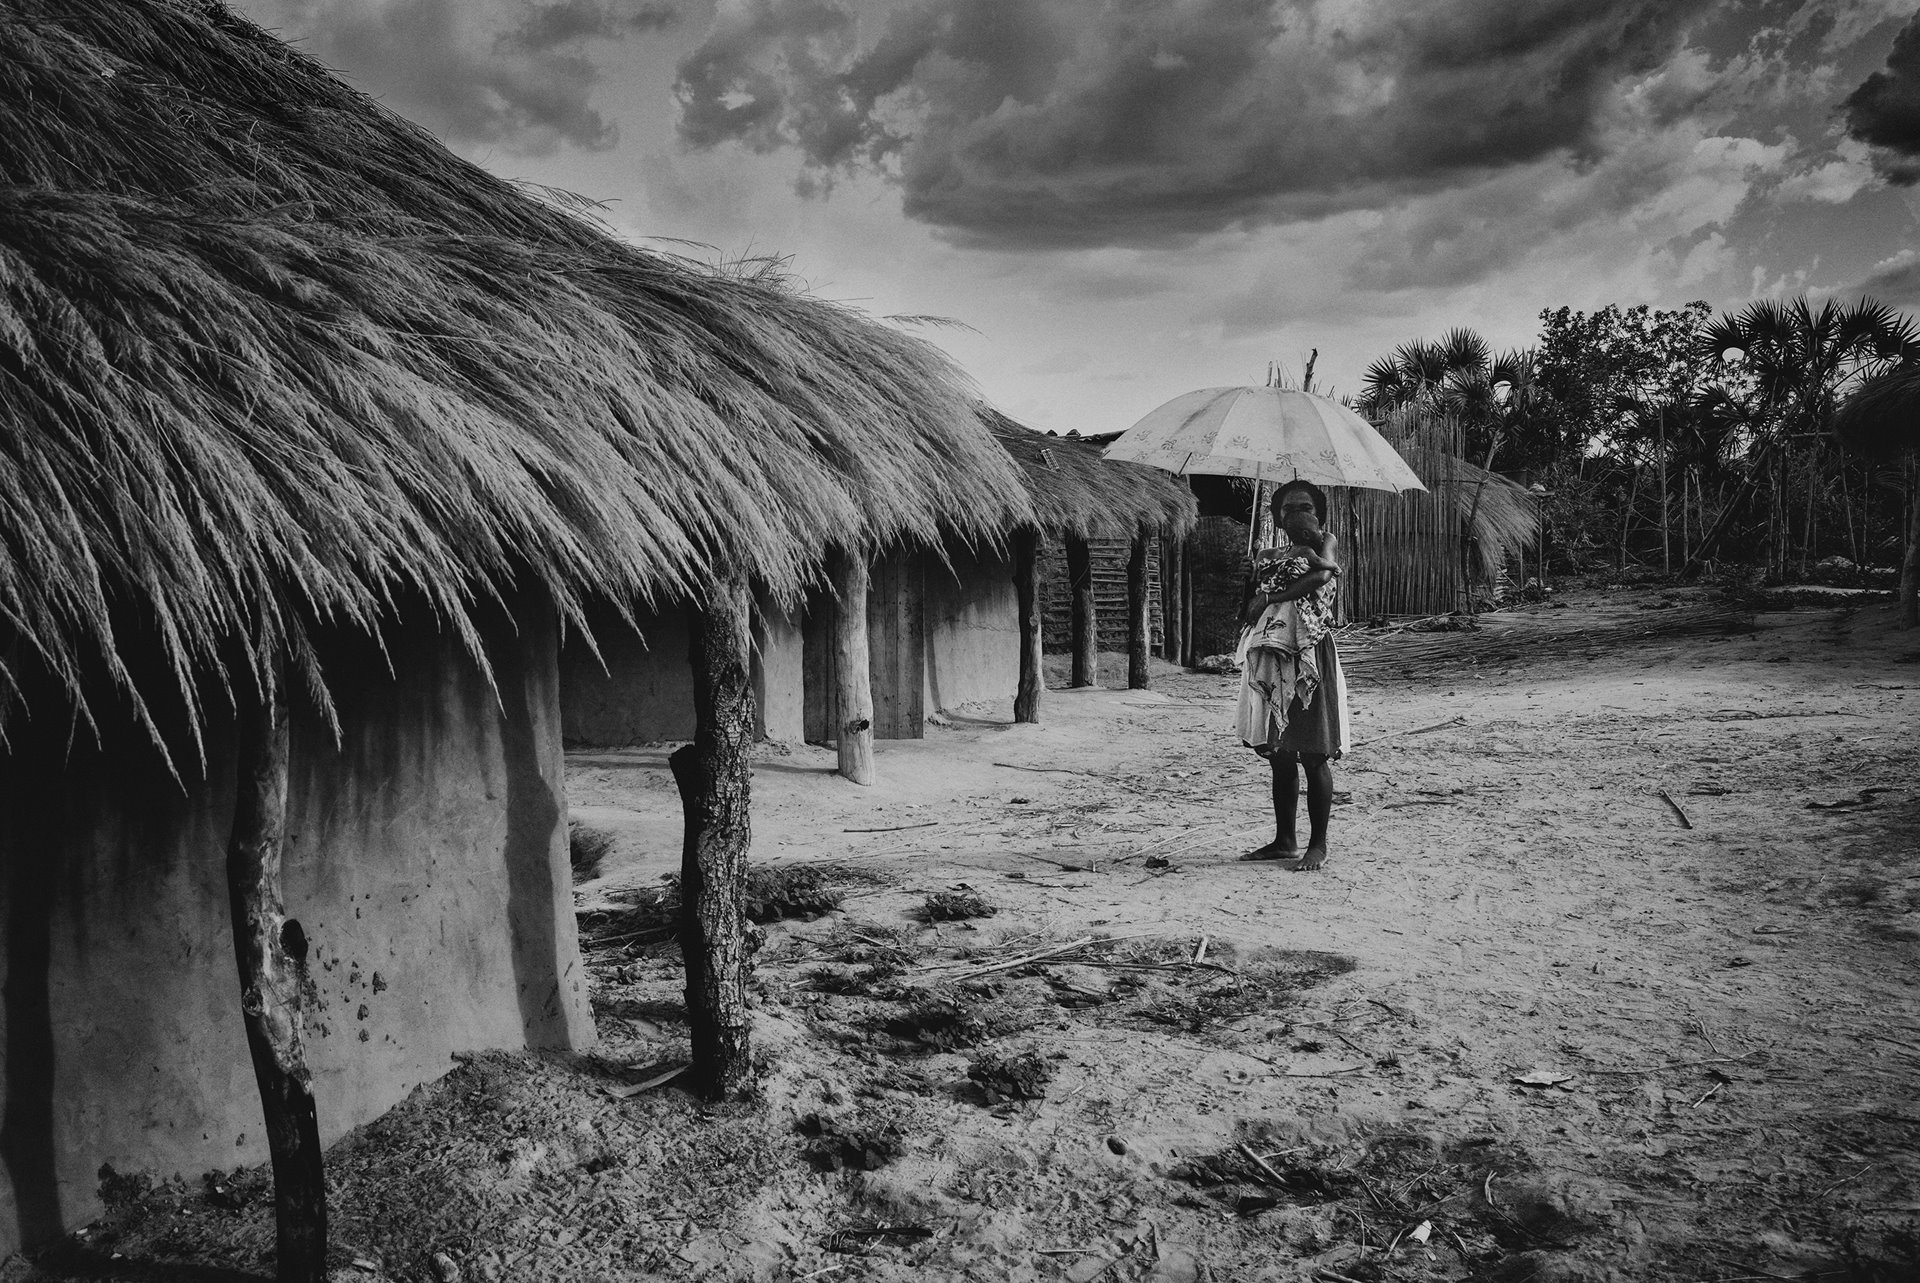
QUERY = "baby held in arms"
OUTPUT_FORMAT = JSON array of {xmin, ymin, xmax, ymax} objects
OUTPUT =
[{"xmin": 1245, "ymin": 524, "xmax": 1338, "ymax": 654}]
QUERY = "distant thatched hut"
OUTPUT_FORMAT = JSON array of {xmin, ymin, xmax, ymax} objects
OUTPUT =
[
  {"xmin": 986, "ymin": 416, "xmax": 1198, "ymax": 711},
  {"xmin": 0, "ymin": 0, "xmax": 1025, "ymax": 1256}
]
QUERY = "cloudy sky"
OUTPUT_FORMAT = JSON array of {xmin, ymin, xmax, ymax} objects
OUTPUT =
[{"xmin": 235, "ymin": 0, "xmax": 1920, "ymax": 434}]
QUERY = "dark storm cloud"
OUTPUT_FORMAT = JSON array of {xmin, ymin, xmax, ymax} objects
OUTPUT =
[
  {"xmin": 239, "ymin": 0, "xmax": 675, "ymax": 155},
  {"xmin": 1844, "ymin": 10, "xmax": 1920, "ymax": 185},
  {"xmin": 673, "ymin": 0, "xmax": 1713, "ymax": 248},
  {"xmin": 503, "ymin": 0, "xmax": 680, "ymax": 54}
]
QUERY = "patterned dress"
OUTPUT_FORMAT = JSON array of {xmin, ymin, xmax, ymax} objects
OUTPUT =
[{"xmin": 1233, "ymin": 544, "xmax": 1349, "ymax": 758}]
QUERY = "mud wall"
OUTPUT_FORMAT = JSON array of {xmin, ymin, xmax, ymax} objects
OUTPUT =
[
  {"xmin": 560, "ymin": 603, "xmax": 698, "ymax": 745},
  {"xmin": 752, "ymin": 603, "xmax": 804, "ymax": 743},
  {"xmin": 0, "ymin": 592, "xmax": 592, "ymax": 1257},
  {"xmin": 559, "ymin": 597, "xmax": 803, "ymax": 747},
  {"xmin": 923, "ymin": 544, "xmax": 1020, "ymax": 716}
]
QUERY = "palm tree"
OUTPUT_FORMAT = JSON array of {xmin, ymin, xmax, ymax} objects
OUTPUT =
[{"xmin": 1684, "ymin": 297, "xmax": 1920, "ymax": 576}]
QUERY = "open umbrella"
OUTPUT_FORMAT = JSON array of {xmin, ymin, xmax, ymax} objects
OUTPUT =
[{"xmin": 1102, "ymin": 386, "xmax": 1425, "ymax": 493}]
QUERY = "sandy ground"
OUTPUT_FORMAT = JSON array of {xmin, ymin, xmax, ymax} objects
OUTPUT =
[{"xmin": 23, "ymin": 584, "xmax": 1919, "ymax": 1283}]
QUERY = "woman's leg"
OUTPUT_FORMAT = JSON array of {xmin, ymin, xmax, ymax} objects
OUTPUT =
[
  {"xmin": 1295, "ymin": 753, "xmax": 1332, "ymax": 871},
  {"xmin": 1243, "ymin": 750, "xmax": 1300, "ymax": 859}
]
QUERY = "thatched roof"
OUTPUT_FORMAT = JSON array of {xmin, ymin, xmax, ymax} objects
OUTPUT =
[
  {"xmin": 0, "ymin": 0, "xmax": 1031, "ymax": 748},
  {"xmin": 1832, "ymin": 367, "xmax": 1920, "ymax": 461},
  {"xmin": 985, "ymin": 411, "xmax": 1197, "ymax": 539}
]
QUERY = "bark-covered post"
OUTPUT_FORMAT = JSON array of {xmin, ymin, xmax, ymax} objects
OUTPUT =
[
  {"xmin": 226, "ymin": 669, "xmax": 326, "ymax": 1283},
  {"xmin": 826, "ymin": 546, "xmax": 876, "ymax": 784},
  {"xmin": 668, "ymin": 573, "xmax": 754, "ymax": 1100},
  {"xmin": 1127, "ymin": 527, "xmax": 1151, "ymax": 689},
  {"xmin": 1067, "ymin": 533, "xmax": 1096, "ymax": 687},
  {"xmin": 1012, "ymin": 527, "xmax": 1044, "ymax": 723}
]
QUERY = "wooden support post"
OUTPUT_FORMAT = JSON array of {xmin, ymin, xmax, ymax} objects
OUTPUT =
[
  {"xmin": 668, "ymin": 573, "xmax": 754, "ymax": 1100},
  {"xmin": 827, "ymin": 546, "xmax": 876, "ymax": 783},
  {"xmin": 1127, "ymin": 528, "xmax": 1150, "ymax": 689},
  {"xmin": 226, "ymin": 671, "xmax": 326, "ymax": 1283},
  {"xmin": 1067, "ymin": 533, "xmax": 1096, "ymax": 687},
  {"xmin": 1013, "ymin": 527, "xmax": 1044, "ymax": 723}
]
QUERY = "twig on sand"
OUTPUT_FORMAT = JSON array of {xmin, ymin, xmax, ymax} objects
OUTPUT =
[
  {"xmin": 1239, "ymin": 1143, "xmax": 1290, "ymax": 1188},
  {"xmin": 1710, "ymin": 1257, "xmax": 1831, "ymax": 1281},
  {"xmin": 1657, "ymin": 789, "xmax": 1694, "ymax": 829},
  {"xmin": 1017, "ymin": 851, "xmax": 1096, "ymax": 872},
  {"xmin": 1358, "ymin": 716, "xmax": 1467, "ymax": 748},
  {"xmin": 1820, "ymin": 1164, "xmax": 1874, "ymax": 1196},
  {"xmin": 844, "ymin": 821, "xmax": 939, "ymax": 833},
  {"xmin": 1078, "ymin": 958, "xmax": 1237, "ymax": 977},
  {"xmin": 932, "ymin": 936, "xmax": 1098, "ymax": 978},
  {"xmin": 1584, "ymin": 1051, "xmax": 1763, "ymax": 1076},
  {"xmin": 994, "ymin": 762, "xmax": 1103, "ymax": 777}
]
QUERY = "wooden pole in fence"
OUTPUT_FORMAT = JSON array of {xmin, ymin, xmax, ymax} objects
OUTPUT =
[{"xmin": 1127, "ymin": 527, "xmax": 1151, "ymax": 689}]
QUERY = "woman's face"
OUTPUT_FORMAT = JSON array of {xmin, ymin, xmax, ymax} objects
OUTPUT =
[{"xmin": 1276, "ymin": 490, "xmax": 1320, "ymax": 538}]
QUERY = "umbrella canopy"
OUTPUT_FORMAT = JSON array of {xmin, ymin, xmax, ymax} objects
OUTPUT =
[{"xmin": 1103, "ymin": 387, "xmax": 1426, "ymax": 493}]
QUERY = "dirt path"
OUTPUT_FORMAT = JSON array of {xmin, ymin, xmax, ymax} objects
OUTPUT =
[
  {"xmin": 39, "ymin": 586, "xmax": 1917, "ymax": 1283},
  {"xmin": 559, "ymin": 586, "xmax": 1920, "ymax": 1282}
]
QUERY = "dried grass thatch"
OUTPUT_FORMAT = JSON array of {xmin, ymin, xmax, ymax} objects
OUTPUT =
[
  {"xmin": 985, "ymin": 411, "xmax": 1196, "ymax": 539},
  {"xmin": 1832, "ymin": 367, "xmax": 1920, "ymax": 461},
  {"xmin": 0, "ymin": 0, "xmax": 1031, "ymax": 752}
]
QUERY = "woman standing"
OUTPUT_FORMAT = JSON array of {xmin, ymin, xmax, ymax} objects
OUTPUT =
[{"xmin": 1236, "ymin": 480, "xmax": 1350, "ymax": 870}]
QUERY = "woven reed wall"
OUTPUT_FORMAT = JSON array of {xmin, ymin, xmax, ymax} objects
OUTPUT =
[
  {"xmin": 1330, "ymin": 481, "xmax": 1466, "ymax": 618},
  {"xmin": 1038, "ymin": 536, "xmax": 1163, "ymax": 651}
]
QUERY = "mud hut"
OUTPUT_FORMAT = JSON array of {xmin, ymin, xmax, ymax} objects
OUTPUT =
[{"xmin": 0, "ymin": 0, "xmax": 1027, "ymax": 1262}]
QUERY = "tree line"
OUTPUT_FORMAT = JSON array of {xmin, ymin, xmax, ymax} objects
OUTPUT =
[{"xmin": 1359, "ymin": 298, "xmax": 1920, "ymax": 590}]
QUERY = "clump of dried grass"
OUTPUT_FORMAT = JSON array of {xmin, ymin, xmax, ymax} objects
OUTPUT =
[
  {"xmin": 921, "ymin": 888, "xmax": 996, "ymax": 922},
  {"xmin": 568, "ymin": 821, "xmax": 615, "ymax": 883}
]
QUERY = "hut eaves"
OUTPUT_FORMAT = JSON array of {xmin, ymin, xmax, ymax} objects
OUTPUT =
[{"xmin": 985, "ymin": 409, "xmax": 1197, "ymax": 541}]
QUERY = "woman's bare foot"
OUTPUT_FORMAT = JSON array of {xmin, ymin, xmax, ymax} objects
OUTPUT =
[
  {"xmin": 1291, "ymin": 844, "xmax": 1328, "ymax": 872},
  {"xmin": 1241, "ymin": 839, "xmax": 1299, "ymax": 862}
]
